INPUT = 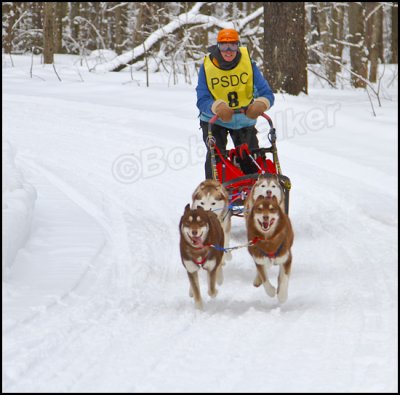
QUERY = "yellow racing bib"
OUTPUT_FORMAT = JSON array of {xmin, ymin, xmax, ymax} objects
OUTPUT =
[{"xmin": 204, "ymin": 47, "xmax": 254, "ymax": 109}]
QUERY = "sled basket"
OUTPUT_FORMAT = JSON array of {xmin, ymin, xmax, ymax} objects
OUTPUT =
[{"xmin": 208, "ymin": 113, "xmax": 291, "ymax": 215}]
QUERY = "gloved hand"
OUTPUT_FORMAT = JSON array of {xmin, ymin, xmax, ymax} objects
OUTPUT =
[
  {"xmin": 245, "ymin": 98, "xmax": 270, "ymax": 119},
  {"xmin": 213, "ymin": 101, "xmax": 234, "ymax": 122}
]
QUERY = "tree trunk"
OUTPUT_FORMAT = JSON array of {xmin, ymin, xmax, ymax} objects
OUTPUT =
[
  {"xmin": 55, "ymin": 2, "xmax": 67, "ymax": 54},
  {"xmin": 319, "ymin": 3, "xmax": 337, "ymax": 84},
  {"xmin": 308, "ymin": 3, "xmax": 320, "ymax": 64},
  {"xmin": 115, "ymin": 4, "xmax": 124, "ymax": 55},
  {"xmin": 365, "ymin": 3, "xmax": 382, "ymax": 83},
  {"xmin": 348, "ymin": 2, "xmax": 368, "ymax": 88},
  {"xmin": 43, "ymin": 2, "xmax": 56, "ymax": 64},
  {"xmin": 332, "ymin": 4, "xmax": 344, "ymax": 77},
  {"xmin": 264, "ymin": 2, "xmax": 308, "ymax": 95},
  {"xmin": 391, "ymin": 3, "xmax": 398, "ymax": 63}
]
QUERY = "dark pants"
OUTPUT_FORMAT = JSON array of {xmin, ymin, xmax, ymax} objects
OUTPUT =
[{"xmin": 200, "ymin": 120, "xmax": 260, "ymax": 179}]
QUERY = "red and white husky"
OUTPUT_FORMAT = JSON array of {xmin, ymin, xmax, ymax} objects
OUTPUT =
[
  {"xmin": 191, "ymin": 179, "xmax": 232, "ymax": 281},
  {"xmin": 246, "ymin": 196, "xmax": 294, "ymax": 303},
  {"xmin": 245, "ymin": 174, "xmax": 285, "ymax": 215},
  {"xmin": 179, "ymin": 204, "xmax": 224, "ymax": 310}
]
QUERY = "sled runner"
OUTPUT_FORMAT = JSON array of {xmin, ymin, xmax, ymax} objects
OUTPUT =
[{"xmin": 207, "ymin": 112, "xmax": 291, "ymax": 216}]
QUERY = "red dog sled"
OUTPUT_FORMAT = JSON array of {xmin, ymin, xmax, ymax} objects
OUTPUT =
[{"xmin": 207, "ymin": 112, "xmax": 291, "ymax": 215}]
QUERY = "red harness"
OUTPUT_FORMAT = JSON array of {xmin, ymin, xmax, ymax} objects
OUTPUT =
[
  {"xmin": 192, "ymin": 255, "xmax": 208, "ymax": 266},
  {"xmin": 191, "ymin": 246, "xmax": 212, "ymax": 266},
  {"xmin": 251, "ymin": 237, "xmax": 283, "ymax": 258}
]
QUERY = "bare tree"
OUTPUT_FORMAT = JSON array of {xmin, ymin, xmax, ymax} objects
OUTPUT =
[
  {"xmin": 365, "ymin": 3, "xmax": 383, "ymax": 83},
  {"xmin": 263, "ymin": 2, "xmax": 308, "ymax": 95},
  {"xmin": 318, "ymin": 3, "xmax": 337, "ymax": 83},
  {"xmin": 306, "ymin": 3, "xmax": 320, "ymax": 64},
  {"xmin": 55, "ymin": 2, "xmax": 68, "ymax": 54},
  {"xmin": 348, "ymin": 2, "xmax": 368, "ymax": 88},
  {"xmin": 331, "ymin": 4, "xmax": 345, "ymax": 79},
  {"xmin": 391, "ymin": 2, "xmax": 398, "ymax": 63},
  {"xmin": 43, "ymin": 2, "xmax": 56, "ymax": 64}
]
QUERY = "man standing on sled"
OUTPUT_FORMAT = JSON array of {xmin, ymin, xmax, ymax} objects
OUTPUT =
[{"xmin": 196, "ymin": 28, "xmax": 275, "ymax": 179}]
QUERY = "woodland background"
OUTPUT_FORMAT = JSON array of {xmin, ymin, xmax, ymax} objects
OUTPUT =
[{"xmin": 2, "ymin": 2, "xmax": 398, "ymax": 95}]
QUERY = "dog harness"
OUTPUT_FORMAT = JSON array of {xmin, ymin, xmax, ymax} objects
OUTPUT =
[
  {"xmin": 191, "ymin": 247, "xmax": 212, "ymax": 266},
  {"xmin": 251, "ymin": 237, "xmax": 284, "ymax": 258}
]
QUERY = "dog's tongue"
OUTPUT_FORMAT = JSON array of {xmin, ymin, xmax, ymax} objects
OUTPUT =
[
  {"xmin": 263, "ymin": 219, "xmax": 274, "ymax": 229},
  {"xmin": 191, "ymin": 236, "xmax": 202, "ymax": 246}
]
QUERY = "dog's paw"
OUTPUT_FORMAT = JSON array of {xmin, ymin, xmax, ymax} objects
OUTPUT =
[
  {"xmin": 208, "ymin": 288, "xmax": 218, "ymax": 298},
  {"xmin": 278, "ymin": 292, "xmax": 288, "ymax": 304},
  {"xmin": 253, "ymin": 274, "xmax": 262, "ymax": 287},
  {"xmin": 277, "ymin": 277, "xmax": 289, "ymax": 303},
  {"xmin": 263, "ymin": 282, "xmax": 276, "ymax": 297},
  {"xmin": 277, "ymin": 287, "xmax": 288, "ymax": 304}
]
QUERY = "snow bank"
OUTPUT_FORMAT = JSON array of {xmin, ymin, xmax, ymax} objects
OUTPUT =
[{"xmin": 2, "ymin": 141, "xmax": 37, "ymax": 272}]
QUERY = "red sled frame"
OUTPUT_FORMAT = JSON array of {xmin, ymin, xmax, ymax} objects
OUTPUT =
[{"xmin": 207, "ymin": 112, "xmax": 292, "ymax": 216}]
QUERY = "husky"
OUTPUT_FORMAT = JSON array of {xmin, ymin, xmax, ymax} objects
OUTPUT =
[
  {"xmin": 244, "ymin": 174, "xmax": 285, "ymax": 215},
  {"xmin": 191, "ymin": 179, "xmax": 232, "ymax": 273},
  {"xmin": 246, "ymin": 196, "xmax": 294, "ymax": 303},
  {"xmin": 179, "ymin": 204, "xmax": 225, "ymax": 310}
]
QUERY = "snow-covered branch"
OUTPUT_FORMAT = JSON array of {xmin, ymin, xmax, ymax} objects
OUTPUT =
[{"xmin": 92, "ymin": 3, "xmax": 263, "ymax": 73}]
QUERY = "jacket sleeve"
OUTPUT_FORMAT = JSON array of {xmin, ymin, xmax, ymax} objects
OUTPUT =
[
  {"xmin": 252, "ymin": 62, "xmax": 275, "ymax": 110},
  {"xmin": 196, "ymin": 64, "xmax": 215, "ymax": 116}
]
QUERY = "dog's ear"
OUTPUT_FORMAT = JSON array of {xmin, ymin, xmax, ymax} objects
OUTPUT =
[
  {"xmin": 184, "ymin": 203, "xmax": 191, "ymax": 212},
  {"xmin": 255, "ymin": 195, "xmax": 265, "ymax": 203},
  {"xmin": 271, "ymin": 196, "xmax": 281, "ymax": 209}
]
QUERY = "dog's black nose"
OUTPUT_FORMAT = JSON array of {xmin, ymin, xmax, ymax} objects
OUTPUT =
[{"xmin": 192, "ymin": 230, "xmax": 198, "ymax": 236}]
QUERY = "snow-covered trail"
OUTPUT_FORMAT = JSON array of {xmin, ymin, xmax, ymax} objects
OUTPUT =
[{"xmin": 3, "ymin": 60, "xmax": 397, "ymax": 392}]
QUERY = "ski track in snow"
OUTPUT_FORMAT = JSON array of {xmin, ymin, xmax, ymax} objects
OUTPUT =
[{"xmin": 3, "ymin": 64, "xmax": 397, "ymax": 392}]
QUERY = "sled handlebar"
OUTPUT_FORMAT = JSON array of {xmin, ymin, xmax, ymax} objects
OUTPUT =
[
  {"xmin": 209, "ymin": 111, "xmax": 277, "ymax": 145},
  {"xmin": 209, "ymin": 110, "xmax": 274, "ymax": 128}
]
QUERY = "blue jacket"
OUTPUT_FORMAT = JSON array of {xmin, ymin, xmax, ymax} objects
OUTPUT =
[{"xmin": 196, "ymin": 60, "xmax": 275, "ymax": 129}]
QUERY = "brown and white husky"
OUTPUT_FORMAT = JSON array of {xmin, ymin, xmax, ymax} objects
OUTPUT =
[
  {"xmin": 244, "ymin": 174, "xmax": 285, "ymax": 215},
  {"xmin": 246, "ymin": 195, "xmax": 294, "ymax": 303},
  {"xmin": 191, "ymin": 179, "xmax": 232, "ymax": 273},
  {"xmin": 179, "ymin": 204, "xmax": 225, "ymax": 310}
]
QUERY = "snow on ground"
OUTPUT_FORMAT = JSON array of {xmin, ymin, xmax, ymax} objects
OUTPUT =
[
  {"xmin": 3, "ymin": 141, "xmax": 37, "ymax": 271},
  {"xmin": 2, "ymin": 54, "xmax": 398, "ymax": 392}
]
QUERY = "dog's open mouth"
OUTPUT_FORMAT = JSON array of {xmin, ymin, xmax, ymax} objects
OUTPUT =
[
  {"xmin": 258, "ymin": 218, "xmax": 275, "ymax": 231},
  {"xmin": 188, "ymin": 233, "xmax": 203, "ymax": 247}
]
